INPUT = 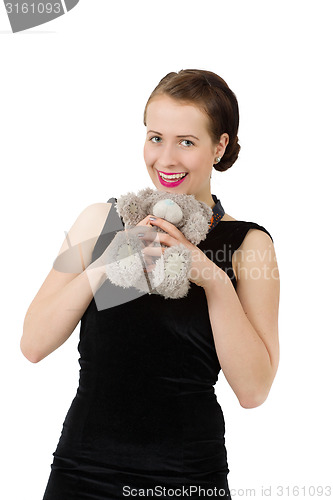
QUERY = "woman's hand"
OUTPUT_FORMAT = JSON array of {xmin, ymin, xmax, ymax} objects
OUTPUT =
[
  {"xmin": 88, "ymin": 216, "xmax": 160, "ymax": 276},
  {"xmin": 137, "ymin": 215, "xmax": 220, "ymax": 289}
]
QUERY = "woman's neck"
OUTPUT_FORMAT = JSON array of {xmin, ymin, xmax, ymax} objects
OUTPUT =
[{"xmin": 196, "ymin": 194, "xmax": 216, "ymax": 209}]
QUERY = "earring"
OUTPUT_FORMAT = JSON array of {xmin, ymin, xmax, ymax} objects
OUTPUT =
[{"xmin": 215, "ymin": 157, "xmax": 221, "ymax": 163}]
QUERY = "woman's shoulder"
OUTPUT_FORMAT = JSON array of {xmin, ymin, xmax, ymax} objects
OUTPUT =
[
  {"xmin": 85, "ymin": 201, "xmax": 116, "ymax": 237},
  {"xmin": 218, "ymin": 214, "xmax": 274, "ymax": 279},
  {"xmin": 221, "ymin": 213, "xmax": 272, "ymax": 237},
  {"xmin": 59, "ymin": 201, "xmax": 113, "ymax": 247},
  {"xmin": 81, "ymin": 202, "xmax": 114, "ymax": 229},
  {"xmin": 55, "ymin": 202, "xmax": 114, "ymax": 272},
  {"xmin": 219, "ymin": 212, "xmax": 273, "ymax": 248}
]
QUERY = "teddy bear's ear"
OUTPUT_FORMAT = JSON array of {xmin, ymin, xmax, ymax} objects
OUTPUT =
[
  {"xmin": 136, "ymin": 187, "xmax": 158, "ymax": 214},
  {"xmin": 137, "ymin": 187, "xmax": 155, "ymax": 199},
  {"xmin": 197, "ymin": 200, "xmax": 214, "ymax": 222},
  {"xmin": 181, "ymin": 202, "xmax": 213, "ymax": 245},
  {"xmin": 115, "ymin": 192, "xmax": 147, "ymax": 227}
]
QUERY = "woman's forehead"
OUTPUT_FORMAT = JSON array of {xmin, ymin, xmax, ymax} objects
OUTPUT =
[{"xmin": 146, "ymin": 97, "xmax": 209, "ymax": 130}]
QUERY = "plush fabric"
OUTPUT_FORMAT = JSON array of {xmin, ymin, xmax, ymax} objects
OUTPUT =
[{"xmin": 104, "ymin": 187, "xmax": 213, "ymax": 299}]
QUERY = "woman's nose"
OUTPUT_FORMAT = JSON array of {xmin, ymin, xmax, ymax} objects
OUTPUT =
[{"xmin": 157, "ymin": 144, "xmax": 177, "ymax": 166}]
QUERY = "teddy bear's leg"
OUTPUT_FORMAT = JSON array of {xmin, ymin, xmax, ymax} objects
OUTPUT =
[
  {"xmin": 151, "ymin": 243, "xmax": 192, "ymax": 299},
  {"xmin": 105, "ymin": 230, "xmax": 146, "ymax": 289}
]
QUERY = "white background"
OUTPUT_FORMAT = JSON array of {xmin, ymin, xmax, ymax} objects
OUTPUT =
[{"xmin": 1, "ymin": 1, "xmax": 332, "ymax": 498}]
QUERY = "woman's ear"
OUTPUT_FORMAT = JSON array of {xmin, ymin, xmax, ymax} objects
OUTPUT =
[{"xmin": 216, "ymin": 133, "xmax": 229, "ymax": 157}]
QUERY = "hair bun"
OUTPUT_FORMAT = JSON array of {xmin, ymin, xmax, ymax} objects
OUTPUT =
[{"xmin": 215, "ymin": 136, "xmax": 241, "ymax": 172}]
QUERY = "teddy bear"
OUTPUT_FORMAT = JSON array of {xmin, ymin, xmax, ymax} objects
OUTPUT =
[{"xmin": 104, "ymin": 187, "xmax": 213, "ymax": 299}]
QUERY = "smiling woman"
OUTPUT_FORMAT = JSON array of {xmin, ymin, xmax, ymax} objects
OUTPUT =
[
  {"xmin": 142, "ymin": 71, "xmax": 240, "ymax": 210},
  {"xmin": 34, "ymin": 69, "xmax": 280, "ymax": 500}
]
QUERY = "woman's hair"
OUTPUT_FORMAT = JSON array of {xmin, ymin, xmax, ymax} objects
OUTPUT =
[{"xmin": 143, "ymin": 69, "xmax": 241, "ymax": 172}]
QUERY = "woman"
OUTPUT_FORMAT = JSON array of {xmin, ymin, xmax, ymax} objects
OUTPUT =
[{"xmin": 22, "ymin": 69, "xmax": 280, "ymax": 499}]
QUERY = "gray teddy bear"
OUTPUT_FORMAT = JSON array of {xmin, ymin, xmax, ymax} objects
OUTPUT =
[{"xmin": 104, "ymin": 187, "xmax": 213, "ymax": 299}]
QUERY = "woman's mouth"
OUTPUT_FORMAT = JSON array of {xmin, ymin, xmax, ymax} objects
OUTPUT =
[{"xmin": 157, "ymin": 170, "xmax": 188, "ymax": 187}]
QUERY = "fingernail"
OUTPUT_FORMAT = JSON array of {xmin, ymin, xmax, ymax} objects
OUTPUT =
[{"xmin": 149, "ymin": 217, "xmax": 156, "ymax": 220}]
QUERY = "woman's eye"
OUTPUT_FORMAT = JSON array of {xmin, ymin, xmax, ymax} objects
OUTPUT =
[
  {"xmin": 181, "ymin": 140, "xmax": 194, "ymax": 147},
  {"xmin": 149, "ymin": 137, "xmax": 194, "ymax": 147}
]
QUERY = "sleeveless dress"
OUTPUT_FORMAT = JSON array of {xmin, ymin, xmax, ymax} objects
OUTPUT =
[{"xmin": 42, "ymin": 194, "xmax": 273, "ymax": 500}]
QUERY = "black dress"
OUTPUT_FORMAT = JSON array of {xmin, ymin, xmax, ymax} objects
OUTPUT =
[{"xmin": 42, "ymin": 195, "xmax": 273, "ymax": 499}]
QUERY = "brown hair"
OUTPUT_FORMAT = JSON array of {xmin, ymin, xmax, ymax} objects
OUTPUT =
[{"xmin": 143, "ymin": 69, "xmax": 241, "ymax": 172}]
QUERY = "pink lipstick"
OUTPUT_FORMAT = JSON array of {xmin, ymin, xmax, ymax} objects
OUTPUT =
[{"xmin": 157, "ymin": 170, "xmax": 188, "ymax": 188}]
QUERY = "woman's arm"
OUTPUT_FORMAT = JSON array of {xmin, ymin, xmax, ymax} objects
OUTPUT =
[
  {"xmin": 21, "ymin": 203, "xmax": 111, "ymax": 363},
  {"xmin": 139, "ymin": 216, "xmax": 280, "ymax": 408},
  {"xmin": 22, "ymin": 265, "xmax": 107, "ymax": 363},
  {"xmin": 203, "ymin": 229, "xmax": 280, "ymax": 408}
]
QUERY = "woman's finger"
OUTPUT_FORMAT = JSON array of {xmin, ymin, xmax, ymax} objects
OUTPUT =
[
  {"xmin": 141, "ymin": 246, "xmax": 165, "ymax": 257},
  {"xmin": 139, "ymin": 230, "xmax": 177, "ymax": 248},
  {"xmin": 144, "ymin": 255, "xmax": 154, "ymax": 267},
  {"xmin": 145, "ymin": 264, "xmax": 156, "ymax": 273},
  {"xmin": 135, "ymin": 214, "xmax": 157, "ymax": 227},
  {"xmin": 147, "ymin": 216, "xmax": 186, "ymax": 243}
]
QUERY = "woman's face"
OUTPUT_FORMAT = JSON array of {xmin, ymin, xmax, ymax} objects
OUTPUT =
[{"xmin": 143, "ymin": 94, "xmax": 228, "ymax": 206}]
